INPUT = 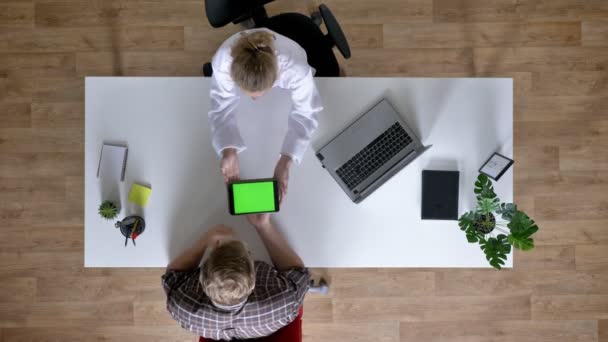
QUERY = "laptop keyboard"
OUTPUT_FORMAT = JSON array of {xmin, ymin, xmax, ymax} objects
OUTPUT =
[{"xmin": 336, "ymin": 123, "xmax": 413, "ymax": 191}]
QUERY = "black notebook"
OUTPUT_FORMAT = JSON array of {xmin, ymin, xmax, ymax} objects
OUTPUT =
[{"xmin": 421, "ymin": 170, "xmax": 459, "ymax": 220}]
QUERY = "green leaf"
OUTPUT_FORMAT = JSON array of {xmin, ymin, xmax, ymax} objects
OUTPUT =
[
  {"xmin": 508, "ymin": 234, "xmax": 535, "ymax": 250},
  {"xmin": 497, "ymin": 203, "xmax": 517, "ymax": 220},
  {"xmin": 458, "ymin": 211, "xmax": 483, "ymax": 243},
  {"xmin": 507, "ymin": 211, "xmax": 539, "ymax": 250},
  {"xmin": 477, "ymin": 197, "xmax": 500, "ymax": 215},
  {"xmin": 479, "ymin": 235, "xmax": 510, "ymax": 270},
  {"xmin": 474, "ymin": 173, "xmax": 497, "ymax": 201}
]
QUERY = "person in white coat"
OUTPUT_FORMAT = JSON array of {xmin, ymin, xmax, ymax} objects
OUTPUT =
[{"xmin": 208, "ymin": 28, "xmax": 323, "ymax": 202}]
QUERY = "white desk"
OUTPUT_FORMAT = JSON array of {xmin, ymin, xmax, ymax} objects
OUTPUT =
[{"xmin": 85, "ymin": 77, "xmax": 513, "ymax": 268}]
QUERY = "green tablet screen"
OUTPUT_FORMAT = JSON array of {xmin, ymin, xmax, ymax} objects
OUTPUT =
[{"xmin": 232, "ymin": 181, "xmax": 276, "ymax": 214}]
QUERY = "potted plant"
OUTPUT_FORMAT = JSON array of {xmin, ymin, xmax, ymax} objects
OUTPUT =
[
  {"xmin": 458, "ymin": 174, "xmax": 539, "ymax": 269},
  {"xmin": 98, "ymin": 200, "xmax": 119, "ymax": 220}
]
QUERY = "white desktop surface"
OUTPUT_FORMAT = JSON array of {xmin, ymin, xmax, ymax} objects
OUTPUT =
[{"xmin": 85, "ymin": 77, "xmax": 513, "ymax": 268}]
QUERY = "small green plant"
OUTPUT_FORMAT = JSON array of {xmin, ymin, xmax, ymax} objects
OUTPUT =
[
  {"xmin": 458, "ymin": 174, "xmax": 539, "ymax": 270},
  {"xmin": 98, "ymin": 200, "xmax": 119, "ymax": 220}
]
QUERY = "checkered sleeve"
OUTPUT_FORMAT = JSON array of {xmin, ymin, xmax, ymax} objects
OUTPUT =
[
  {"xmin": 161, "ymin": 269, "xmax": 196, "ymax": 295},
  {"xmin": 277, "ymin": 267, "xmax": 311, "ymax": 314}
]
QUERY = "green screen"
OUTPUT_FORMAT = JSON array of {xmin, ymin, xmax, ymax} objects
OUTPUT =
[{"xmin": 232, "ymin": 181, "xmax": 276, "ymax": 214}]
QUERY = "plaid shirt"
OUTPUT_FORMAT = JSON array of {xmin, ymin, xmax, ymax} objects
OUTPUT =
[{"xmin": 162, "ymin": 261, "xmax": 310, "ymax": 340}]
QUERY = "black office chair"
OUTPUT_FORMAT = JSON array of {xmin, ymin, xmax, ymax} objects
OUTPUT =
[{"xmin": 203, "ymin": 0, "xmax": 351, "ymax": 77}]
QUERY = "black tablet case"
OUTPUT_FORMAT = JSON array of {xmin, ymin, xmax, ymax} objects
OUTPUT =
[{"xmin": 421, "ymin": 170, "xmax": 459, "ymax": 220}]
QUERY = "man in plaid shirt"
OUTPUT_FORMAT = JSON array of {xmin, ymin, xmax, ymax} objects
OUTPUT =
[{"xmin": 162, "ymin": 213, "xmax": 310, "ymax": 341}]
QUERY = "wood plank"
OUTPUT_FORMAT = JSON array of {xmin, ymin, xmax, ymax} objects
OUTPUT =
[
  {"xmin": 0, "ymin": 199, "xmax": 83, "ymax": 227},
  {"xmin": 0, "ymin": 278, "xmax": 36, "ymax": 303},
  {"xmin": 323, "ymin": 0, "xmax": 432, "ymax": 24},
  {"xmin": 576, "ymin": 244, "xmax": 608, "ymax": 271},
  {"xmin": 0, "ymin": 176, "xmax": 66, "ymax": 202},
  {"xmin": 0, "ymin": 102, "xmax": 31, "ymax": 128},
  {"xmin": 184, "ymin": 24, "xmax": 240, "ymax": 52},
  {"xmin": 530, "ymin": 72, "xmax": 608, "ymax": 96},
  {"xmin": 532, "ymin": 295, "xmax": 608, "ymax": 320},
  {"xmin": 514, "ymin": 145, "xmax": 559, "ymax": 179},
  {"xmin": 0, "ymin": 152, "xmax": 83, "ymax": 177},
  {"xmin": 34, "ymin": 76, "xmax": 83, "ymax": 102},
  {"xmin": 0, "ymin": 226, "xmax": 82, "ymax": 252},
  {"xmin": 344, "ymin": 48, "xmax": 473, "ymax": 76},
  {"xmin": 436, "ymin": 270, "xmax": 608, "ymax": 296},
  {"xmin": 333, "ymin": 295, "xmax": 530, "ymax": 322},
  {"xmin": 583, "ymin": 21, "xmax": 608, "ymax": 47},
  {"xmin": 133, "ymin": 300, "xmax": 176, "ymax": 325},
  {"xmin": 303, "ymin": 321, "xmax": 400, "ymax": 342},
  {"xmin": 535, "ymin": 193, "xmax": 608, "ymax": 221},
  {"xmin": 0, "ymin": 26, "xmax": 185, "ymax": 53},
  {"xmin": 37, "ymin": 276, "xmax": 163, "ymax": 302},
  {"xmin": 0, "ymin": 77, "xmax": 34, "ymax": 102},
  {"xmin": 514, "ymin": 120, "xmax": 608, "ymax": 146},
  {"xmin": 76, "ymin": 51, "xmax": 206, "ymax": 76},
  {"xmin": 516, "ymin": 170, "xmax": 608, "ymax": 198},
  {"xmin": 1, "ymin": 326, "xmax": 194, "ymax": 342},
  {"xmin": 526, "ymin": 0, "xmax": 608, "ymax": 22},
  {"xmin": 517, "ymin": 95, "xmax": 608, "ymax": 122},
  {"xmin": 399, "ymin": 320, "xmax": 597, "ymax": 342},
  {"xmin": 384, "ymin": 22, "xmax": 580, "ymax": 48},
  {"xmin": 0, "ymin": 2, "xmax": 34, "ymax": 28},
  {"xmin": 30, "ymin": 101, "xmax": 82, "ymax": 128},
  {"xmin": 534, "ymin": 219, "xmax": 608, "ymax": 246},
  {"xmin": 433, "ymin": 0, "xmax": 527, "ymax": 23},
  {"xmin": 328, "ymin": 269, "xmax": 434, "ymax": 297},
  {"xmin": 0, "ymin": 128, "xmax": 83, "ymax": 153},
  {"xmin": 601, "ymin": 320, "xmax": 608, "ymax": 342},
  {"xmin": 0, "ymin": 252, "xmax": 84, "ymax": 278},
  {"xmin": 302, "ymin": 296, "xmax": 333, "ymax": 323},
  {"xmin": 0, "ymin": 302, "xmax": 133, "ymax": 328},
  {"xmin": 35, "ymin": 0, "xmax": 204, "ymax": 27},
  {"xmin": 560, "ymin": 145, "xmax": 608, "ymax": 171},
  {"xmin": 474, "ymin": 47, "xmax": 608, "ymax": 73},
  {"xmin": 0, "ymin": 53, "xmax": 76, "ymax": 78},
  {"xmin": 515, "ymin": 245, "xmax": 576, "ymax": 270},
  {"xmin": 343, "ymin": 24, "xmax": 383, "ymax": 49}
]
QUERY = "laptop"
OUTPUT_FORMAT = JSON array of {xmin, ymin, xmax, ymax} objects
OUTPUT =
[{"xmin": 316, "ymin": 99, "xmax": 431, "ymax": 203}]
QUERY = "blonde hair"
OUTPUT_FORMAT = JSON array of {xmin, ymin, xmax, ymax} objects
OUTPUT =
[
  {"xmin": 230, "ymin": 31, "xmax": 278, "ymax": 93},
  {"xmin": 201, "ymin": 240, "xmax": 255, "ymax": 306}
]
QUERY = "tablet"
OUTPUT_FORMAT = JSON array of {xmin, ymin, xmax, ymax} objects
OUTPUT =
[{"xmin": 227, "ymin": 178, "xmax": 280, "ymax": 215}]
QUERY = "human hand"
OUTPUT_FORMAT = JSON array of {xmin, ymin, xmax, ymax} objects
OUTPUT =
[
  {"xmin": 221, "ymin": 148, "xmax": 239, "ymax": 183},
  {"xmin": 246, "ymin": 213, "xmax": 271, "ymax": 229},
  {"xmin": 274, "ymin": 154, "xmax": 292, "ymax": 204},
  {"xmin": 204, "ymin": 225, "xmax": 235, "ymax": 247}
]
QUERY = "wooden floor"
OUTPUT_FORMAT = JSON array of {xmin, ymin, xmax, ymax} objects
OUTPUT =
[{"xmin": 1, "ymin": 0, "xmax": 607, "ymax": 341}]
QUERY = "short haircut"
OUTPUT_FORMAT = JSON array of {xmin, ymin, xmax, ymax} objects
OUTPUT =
[
  {"xmin": 201, "ymin": 240, "xmax": 256, "ymax": 306},
  {"xmin": 230, "ymin": 31, "xmax": 278, "ymax": 93}
]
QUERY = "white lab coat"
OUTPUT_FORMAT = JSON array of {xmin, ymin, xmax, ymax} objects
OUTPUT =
[{"xmin": 208, "ymin": 28, "xmax": 323, "ymax": 164}]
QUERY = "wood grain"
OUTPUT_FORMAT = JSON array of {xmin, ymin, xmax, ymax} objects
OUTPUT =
[
  {"xmin": 384, "ymin": 22, "xmax": 580, "ymax": 48},
  {"xmin": 400, "ymin": 320, "xmax": 598, "ymax": 342},
  {"xmin": 303, "ymin": 321, "xmax": 400, "ymax": 342},
  {"xmin": 532, "ymin": 295, "xmax": 608, "ymax": 320},
  {"xmin": 0, "ymin": 27, "xmax": 185, "ymax": 53},
  {"xmin": 0, "ymin": 2, "xmax": 34, "ymax": 28},
  {"xmin": 1, "ymin": 0, "xmax": 607, "ymax": 340},
  {"xmin": 515, "ymin": 245, "xmax": 576, "ymax": 270},
  {"xmin": 576, "ymin": 244, "xmax": 608, "ymax": 271},
  {"xmin": 333, "ymin": 295, "xmax": 530, "ymax": 322}
]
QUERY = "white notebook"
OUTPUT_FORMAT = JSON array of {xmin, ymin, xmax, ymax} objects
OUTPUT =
[{"xmin": 97, "ymin": 144, "xmax": 128, "ymax": 181}]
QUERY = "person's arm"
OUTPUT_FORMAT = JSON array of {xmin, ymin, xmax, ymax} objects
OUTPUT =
[
  {"xmin": 247, "ymin": 214, "xmax": 304, "ymax": 271},
  {"xmin": 166, "ymin": 225, "xmax": 234, "ymax": 272},
  {"xmin": 208, "ymin": 52, "xmax": 246, "ymax": 158},
  {"xmin": 281, "ymin": 64, "xmax": 322, "ymax": 164}
]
